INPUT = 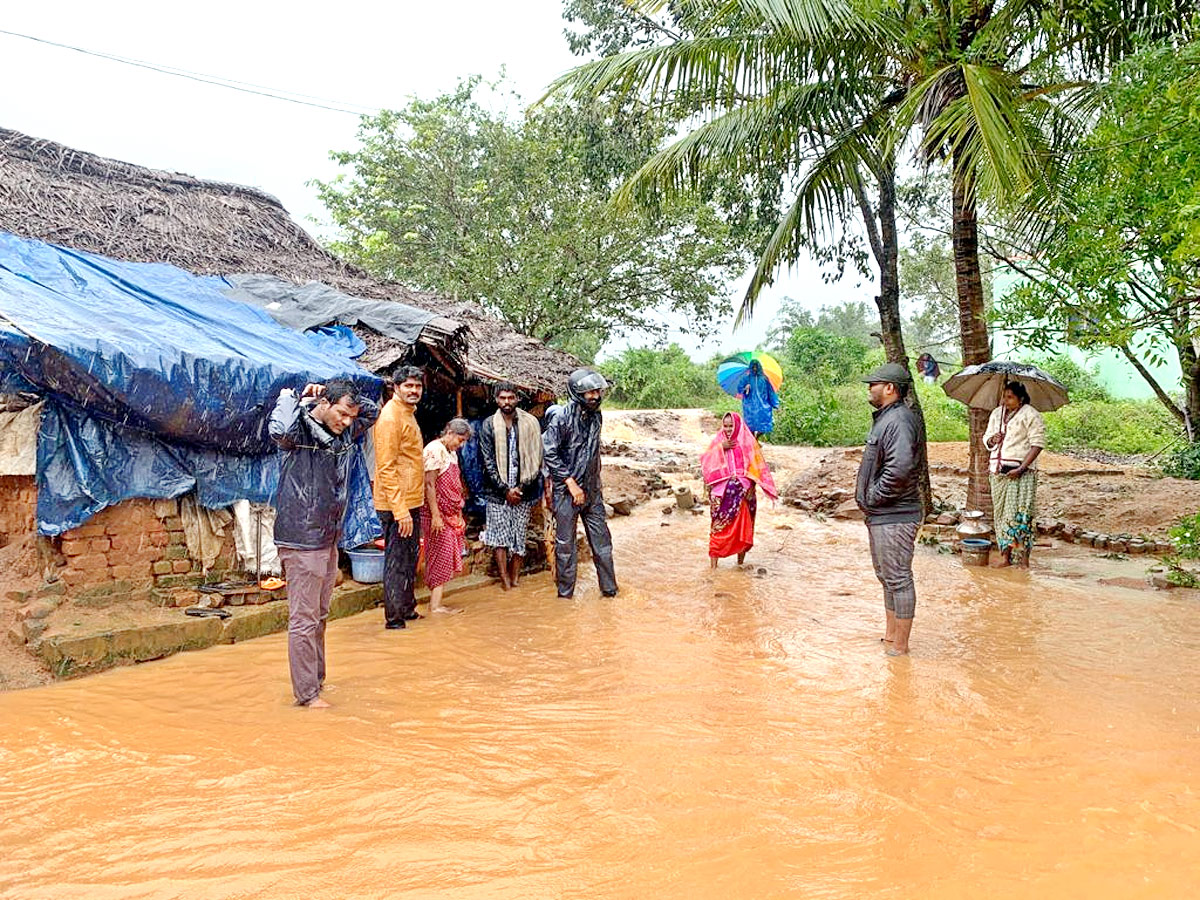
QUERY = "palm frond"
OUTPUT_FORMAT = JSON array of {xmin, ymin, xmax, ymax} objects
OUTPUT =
[
  {"xmin": 545, "ymin": 34, "xmax": 798, "ymax": 108},
  {"xmin": 612, "ymin": 77, "xmax": 879, "ymax": 211},
  {"xmin": 741, "ymin": 0, "xmax": 885, "ymax": 43},
  {"xmin": 739, "ymin": 122, "xmax": 878, "ymax": 322}
]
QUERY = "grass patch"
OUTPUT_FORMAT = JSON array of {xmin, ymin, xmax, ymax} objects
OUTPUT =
[{"xmin": 1042, "ymin": 398, "xmax": 1178, "ymax": 455}]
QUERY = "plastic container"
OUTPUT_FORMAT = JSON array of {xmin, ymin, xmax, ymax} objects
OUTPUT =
[
  {"xmin": 346, "ymin": 547, "xmax": 385, "ymax": 583},
  {"xmin": 960, "ymin": 538, "xmax": 992, "ymax": 567}
]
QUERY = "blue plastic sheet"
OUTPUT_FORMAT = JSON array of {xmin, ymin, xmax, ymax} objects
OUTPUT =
[
  {"xmin": 304, "ymin": 324, "xmax": 367, "ymax": 361},
  {"xmin": 0, "ymin": 232, "xmax": 382, "ymax": 542},
  {"xmin": 457, "ymin": 419, "xmax": 489, "ymax": 518}
]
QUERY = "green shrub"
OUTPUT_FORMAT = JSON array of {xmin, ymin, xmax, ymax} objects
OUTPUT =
[
  {"xmin": 600, "ymin": 344, "xmax": 721, "ymax": 409},
  {"xmin": 783, "ymin": 328, "xmax": 874, "ymax": 384},
  {"xmin": 772, "ymin": 382, "xmax": 872, "ymax": 445},
  {"xmin": 912, "ymin": 380, "xmax": 969, "ymax": 442},
  {"xmin": 1042, "ymin": 399, "xmax": 1178, "ymax": 454},
  {"xmin": 1028, "ymin": 355, "xmax": 1111, "ymax": 402},
  {"xmin": 767, "ymin": 371, "xmax": 966, "ymax": 446},
  {"xmin": 1168, "ymin": 512, "xmax": 1200, "ymax": 557},
  {"xmin": 1162, "ymin": 512, "xmax": 1200, "ymax": 586},
  {"xmin": 1161, "ymin": 441, "xmax": 1200, "ymax": 479}
]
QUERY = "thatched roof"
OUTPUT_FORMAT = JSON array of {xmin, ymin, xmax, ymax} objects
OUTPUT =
[{"xmin": 0, "ymin": 127, "xmax": 577, "ymax": 396}]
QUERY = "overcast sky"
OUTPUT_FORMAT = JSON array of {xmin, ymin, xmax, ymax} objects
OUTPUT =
[{"xmin": 0, "ymin": 0, "xmax": 862, "ymax": 358}]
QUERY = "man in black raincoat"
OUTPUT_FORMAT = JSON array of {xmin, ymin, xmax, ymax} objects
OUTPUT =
[
  {"xmin": 270, "ymin": 379, "xmax": 378, "ymax": 707},
  {"xmin": 542, "ymin": 368, "xmax": 618, "ymax": 599}
]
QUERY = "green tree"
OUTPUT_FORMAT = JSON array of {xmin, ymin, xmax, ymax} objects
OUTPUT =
[
  {"xmin": 784, "ymin": 327, "xmax": 872, "ymax": 384},
  {"xmin": 551, "ymin": 0, "xmax": 1186, "ymax": 509},
  {"xmin": 764, "ymin": 296, "xmax": 814, "ymax": 351},
  {"xmin": 815, "ymin": 301, "xmax": 877, "ymax": 344},
  {"xmin": 766, "ymin": 298, "xmax": 878, "ymax": 350},
  {"xmin": 1027, "ymin": 356, "xmax": 1110, "ymax": 403},
  {"xmin": 315, "ymin": 77, "xmax": 752, "ymax": 350},
  {"xmin": 600, "ymin": 344, "xmax": 721, "ymax": 408},
  {"xmin": 896, "ymin": 174, "xmax": 986, "ymax": 361},
  {"xmin": 562, "ymin": 0, "xmax": 684, "ymax": 57},
  {"xmin": 995, "ymin": 38, "xmax": 1200, "ymax": 437}
]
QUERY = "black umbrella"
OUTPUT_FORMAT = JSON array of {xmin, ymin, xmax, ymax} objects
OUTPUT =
[{"xmin": 942, "ymin": 361, "xmax": 1070, "ymax": 412}]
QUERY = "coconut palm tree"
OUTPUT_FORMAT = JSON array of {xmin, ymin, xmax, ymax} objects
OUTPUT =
[{"xmin": 550, "ymin": 0, "xmax": 1187, "ymax": 510}]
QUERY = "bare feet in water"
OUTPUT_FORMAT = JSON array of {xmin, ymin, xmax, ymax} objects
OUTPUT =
[
  {"xmin": 432, "ymin": 605, "xmax": 462, "ymax": 615},
  {"xmin": 303, "ymin": 698, "xmax": 331, "ymax": 709}
]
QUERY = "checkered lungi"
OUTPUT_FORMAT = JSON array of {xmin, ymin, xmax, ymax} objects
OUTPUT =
[
  {"xmin": 867, "ymin": 521, "xmax": 920, "ymax": 619},
  {"xmin": 484, "ymin": 500, "xmax": 533, "ymax": 555}
]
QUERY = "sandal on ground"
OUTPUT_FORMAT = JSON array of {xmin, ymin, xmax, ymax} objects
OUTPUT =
[{"xmin": 185, "ymin": 607, "xmax": 232, "ymax": 619}]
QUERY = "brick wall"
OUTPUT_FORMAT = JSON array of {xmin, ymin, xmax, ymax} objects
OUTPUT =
[
  {"xmin": 0, "ymin": 475, "xmax": 37, "ymax": 540},
  {"xmin": 53, "ymin": 498, "xmax": 237, "ymax": 602}
]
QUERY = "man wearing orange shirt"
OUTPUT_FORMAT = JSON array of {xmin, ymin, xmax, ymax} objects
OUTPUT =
[{"xmin": 373, "ymin": 367, "xmax": 427, "ymax": 629}]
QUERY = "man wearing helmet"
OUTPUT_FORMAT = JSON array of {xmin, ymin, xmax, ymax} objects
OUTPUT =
[{"xmin": 542, "ymin": 368, "xmax": 619, "ymax": 599}]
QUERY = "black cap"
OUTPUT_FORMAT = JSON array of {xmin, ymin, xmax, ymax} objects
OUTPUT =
[{"xmin": 862, "ymin": 362, "xmax": 913, "ymax": 385}]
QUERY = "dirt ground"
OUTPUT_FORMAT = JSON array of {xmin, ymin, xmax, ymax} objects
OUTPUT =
[
  {"xmin": 0, "ymin": 534, "xmax": 54, "ymax": 690},
  {"xmin": 780, "ymin": 440, "xmax": 1200, "ymax": 539},
  {"xmin": 602, "ymin": 409, "xmax": 1200, "ymax": 542},
  {"xmin": 5, "ymin": 408, "xmax": 1198, "ymax": 693}
]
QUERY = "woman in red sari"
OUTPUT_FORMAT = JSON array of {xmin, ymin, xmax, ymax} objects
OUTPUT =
[
  {"xmin": 421, "ymin": 418, "xmax": 472, "ymax": 613},
  {"xmin": 701, "ymin": 412, "xmax": 777, "ymax": 567}
]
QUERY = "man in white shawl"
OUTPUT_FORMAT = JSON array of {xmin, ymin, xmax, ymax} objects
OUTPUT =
[{"xmin": 478, "ymin": 382, "xmax": 544, "ymax": 589}]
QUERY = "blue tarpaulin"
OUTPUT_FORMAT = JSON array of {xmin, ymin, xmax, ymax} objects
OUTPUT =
[{"xmin": 0, "ymin": 232, "xmax": 382, "ymax": 543}]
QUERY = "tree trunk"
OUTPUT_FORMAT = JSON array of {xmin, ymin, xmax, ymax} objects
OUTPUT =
[
  {"xmin": 873, "ymin": 161, "xmax": 932, "ymax": 518},
  {"xmin": 1178, "ymin": 340, "xmax": 1200, "ymax": 442},
  {"xmin": 951, "ymin": 161, "xmax": 992, "ymax": 513},
  {"xmin": 1119, "ymin": 344, "xmax": 1186, "ymax": 427}
]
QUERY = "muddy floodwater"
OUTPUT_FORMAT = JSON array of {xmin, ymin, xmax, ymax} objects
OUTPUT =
[{"xmin": 2, "ymin": 502, "xmax": 1198, "ymax": 899}]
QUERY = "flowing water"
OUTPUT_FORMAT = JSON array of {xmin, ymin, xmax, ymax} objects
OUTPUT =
[{"xmin": 2, "ymin": 503, "xmax": 1198, "ymax": 899}]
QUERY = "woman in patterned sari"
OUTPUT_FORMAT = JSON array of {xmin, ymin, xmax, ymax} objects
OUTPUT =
[
  {"xmin": 984, "ymin": 382, "xmax": 1045, "ymax": 567},
  {"xmin": 701, "ymin": 412, "xmax": 777, "ymax": 567},
  {"xmin": 421, "ymin": 418, "xmax": 473, "ymax": 613}
]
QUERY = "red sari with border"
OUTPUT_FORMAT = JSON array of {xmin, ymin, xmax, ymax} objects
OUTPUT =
[
  {"xmin": 420, "ymin": 452, "xmax": 466, "ymax": 589},
  {"xmin": 701, "ymin": 413, "xmax": 777, "ymax": 560}
]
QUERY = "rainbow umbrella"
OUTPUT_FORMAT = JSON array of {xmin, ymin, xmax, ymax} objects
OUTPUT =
[{"xmin": 717, "ymin": 351, "xmax": 784, "ymax": 397}]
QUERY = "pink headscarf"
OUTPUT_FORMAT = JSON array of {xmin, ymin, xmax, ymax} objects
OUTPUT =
[{"xmin": 700, "ymin": 412, "xmax": 778, "ymax": 499}]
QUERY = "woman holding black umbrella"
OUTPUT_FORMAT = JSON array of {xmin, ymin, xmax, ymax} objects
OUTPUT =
[{"xmin": 983, "ymin": 381, "xmax": 1046, "ymax": 567}]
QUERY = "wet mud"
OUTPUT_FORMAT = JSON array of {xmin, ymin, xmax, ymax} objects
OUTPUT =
[{"xmin": 1, "ymin": 491, "xmax": 1198, "ymax": 898}]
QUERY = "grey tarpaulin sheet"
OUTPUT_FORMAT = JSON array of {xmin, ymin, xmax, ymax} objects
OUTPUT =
[{"xmin": 219, "ymin": 274, "xmax": 435, "ymax": 346}]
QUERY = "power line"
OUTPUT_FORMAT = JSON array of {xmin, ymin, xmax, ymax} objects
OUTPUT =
[{"xmin": 0, "ymin": 27, "xmax": 383, "ymax": 117}]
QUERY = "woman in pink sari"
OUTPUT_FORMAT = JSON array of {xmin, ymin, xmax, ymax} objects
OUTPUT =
[
  {"xmin": 421, "ymin": 418, "xmax": 472, "ymax": 613},
  {"xmin": 701, "ymin": 412, "xmax": 777, "ymax": 567}
]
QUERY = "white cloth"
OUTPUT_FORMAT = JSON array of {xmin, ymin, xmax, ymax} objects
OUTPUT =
[
  {"xmin": 179, "ymin": 494, "xmax": 234, "ymax": 571},
  {"xmin": 231, "ymin": 500, "xmax": 282, "ymax": 576},
  {"xmin": 0, "ymin": 400, "xmax": 41, "ymax": 476},
  {"xmin": 423, "ymin": 439, "xmax": 457, "ymax": 475},
  {"xmin": 984, "ymin": 403, "xmax": 1046, "ymax": 473}
]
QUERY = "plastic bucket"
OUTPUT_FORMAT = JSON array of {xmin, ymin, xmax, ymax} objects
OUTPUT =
[
  {"xmin": 346, "ymin": 547, "xmax": 385, "ymax": 583},
  {"xmin": 960, "ymin": 538, "xmax": 992, "ymax": 567}
]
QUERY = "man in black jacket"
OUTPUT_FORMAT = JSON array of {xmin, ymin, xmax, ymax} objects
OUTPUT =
[
  {"xmin": 543, "ymin": 368, "xmax": 618, "ymax": 599},
  {"xmin": 479, "ymin": 382, "xmax": 544, "ymax": 589},
  {"xmin": 270, "ymin": 379, "xmax": 379, "ymax": 706},
  {"xmin": 855, "ymin": 363, "xmax": 922, "ymax": 656}
]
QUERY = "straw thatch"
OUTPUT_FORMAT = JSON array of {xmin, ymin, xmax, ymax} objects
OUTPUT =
[{"xmin": 0, "ymin": 127, "xmax": 577, "ymax": 396}]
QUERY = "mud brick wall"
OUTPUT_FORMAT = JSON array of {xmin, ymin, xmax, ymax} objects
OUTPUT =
[
  {"xmin": 0, "ymin": 475, "xmax": 37, "ymax": 541},
  {"xmin": 54, "ymin": 498, "xmax": 237, "ymax": 601}
]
